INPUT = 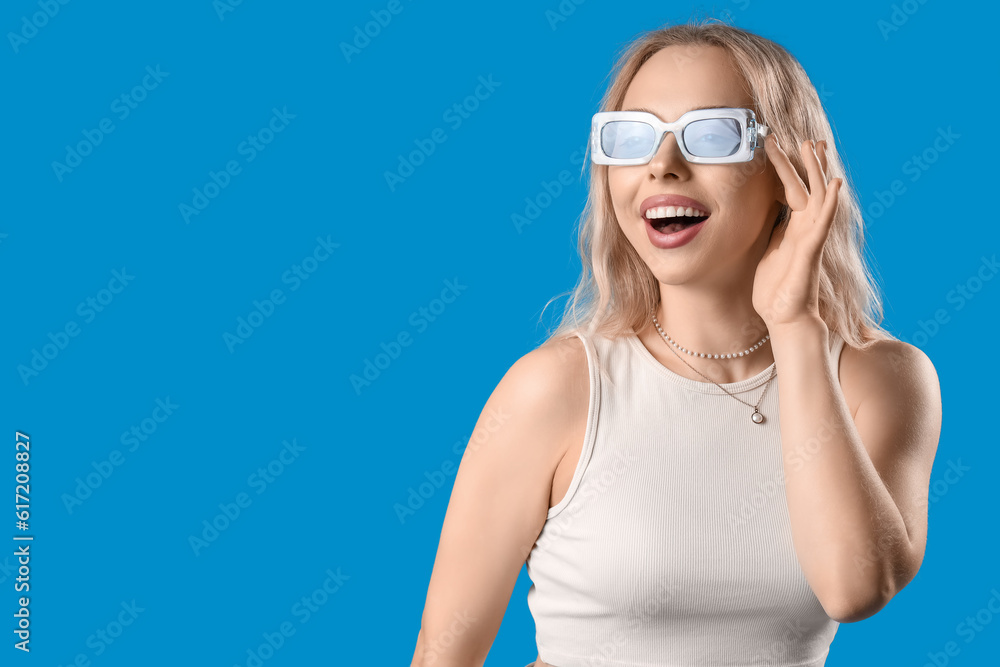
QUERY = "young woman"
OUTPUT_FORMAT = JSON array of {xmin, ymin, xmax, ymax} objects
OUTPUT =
[{"xmin": 411, "ymin": 20, "xmax": 942, "ymax": 667}]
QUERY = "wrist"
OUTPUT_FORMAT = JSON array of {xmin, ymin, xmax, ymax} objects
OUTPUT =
[{"xmin": 768, "ymin": 317, "xmax": 829, "ymax": 345}]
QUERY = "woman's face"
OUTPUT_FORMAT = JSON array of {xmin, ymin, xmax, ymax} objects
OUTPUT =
[{"xmin": 609, "ymin": 44, "xmax": 784, "ymax": 285}]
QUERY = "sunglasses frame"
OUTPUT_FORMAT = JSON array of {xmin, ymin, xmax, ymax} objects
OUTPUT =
[{"xmin": 590, "ymin": 107, "xmax": 770, "ymax": 165}]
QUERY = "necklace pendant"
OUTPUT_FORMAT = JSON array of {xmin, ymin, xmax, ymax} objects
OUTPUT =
[{"xmin": 751, "ymin": 409, "xmax": 764, "ymax": 424}]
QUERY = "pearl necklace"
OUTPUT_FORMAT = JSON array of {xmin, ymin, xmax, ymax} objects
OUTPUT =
[
  {"xmin": 657, "ymin": 325, "xmax": 770, "ymax": 359},
  {"xmin": 651, "ymin": 314, "xmax": 777, "ymax": 425}
]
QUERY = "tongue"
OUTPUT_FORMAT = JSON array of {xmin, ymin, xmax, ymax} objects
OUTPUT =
[{"xmin": 655, "ymin": 217, "xmax": 705, "ymax": 234}]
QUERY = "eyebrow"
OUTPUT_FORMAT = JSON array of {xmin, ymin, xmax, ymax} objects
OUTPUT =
[{"xmin": 623, "ymin": 104, "xmax": 736, "ymax": 116}]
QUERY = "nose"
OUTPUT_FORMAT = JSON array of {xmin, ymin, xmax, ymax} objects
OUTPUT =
[{"xmin": 647, "ymin": 130, "xmax": 690, "ymax": 179}]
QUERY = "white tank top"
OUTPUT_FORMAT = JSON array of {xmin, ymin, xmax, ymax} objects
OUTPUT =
[{"xmin": 524, "ymin": 329, "xmax": 846, "ymax": 667}]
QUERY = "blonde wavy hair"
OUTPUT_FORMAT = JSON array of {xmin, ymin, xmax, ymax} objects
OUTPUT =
[{"xmin": 539, "ymin": 18, "xmax": 896, "ymax": 352}]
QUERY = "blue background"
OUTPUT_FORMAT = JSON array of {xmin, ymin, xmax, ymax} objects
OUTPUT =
[{"xmin": 1, "ymin": 0, "xmax": 996, "ymax": 664}]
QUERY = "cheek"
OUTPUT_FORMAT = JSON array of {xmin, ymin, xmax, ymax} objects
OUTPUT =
[
  {"xmin": 719, "ymin": 172, "xmax": 774, "ymax": 216},
  {"xmin": 608, "ymin": 171, "xmax": 640, "ymax": 218},
  {"xmin": 723, "ymin": 160, "xmax": 768, "ymax": 193}
]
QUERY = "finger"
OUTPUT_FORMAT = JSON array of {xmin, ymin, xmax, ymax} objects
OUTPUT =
[
  {"xmin": 802, "ymin": 140, "xmax": 826, "ymax": 209},
  {"xmin": 765, "ymin": 134, "xmax": 809, "ymax": 210},
  {"xmin": 817, "ymin": 177, "xmax": 842, "ymax": 235},
  {"xmin": 816, "ymin": 140, "xmax": 829, "ymax": 177},
  {"xmin": 797, "ymin": 177, "xmax": 841, "ymax": 262}
]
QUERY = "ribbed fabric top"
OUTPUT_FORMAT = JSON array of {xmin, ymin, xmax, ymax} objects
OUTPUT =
[{"xmin": 524, "ymin": 329, "xmax": 846, "ymax": 667}]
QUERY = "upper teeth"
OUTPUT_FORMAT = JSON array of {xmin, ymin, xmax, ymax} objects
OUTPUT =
[{"xmin": 645, "ymin": 206, "xmax": 708, "ymax": 219}]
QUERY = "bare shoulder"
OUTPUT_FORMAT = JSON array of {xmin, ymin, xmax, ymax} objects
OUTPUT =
[
  {"xmin": 509, "ymin": 333, "xmax": 590, "ymax": 401},
  {"xmin": 838, "ymin": 336, "xmax": 941, "ymax": 420},
  {"xmin": 463, "ymin": 331, "xmax": 593, "ymax": 515},
  {"xmin": 493, "ymin": 332, "xmax": 591, "ymax": 461},
  {"xmin": 454, "ymin": 331, "xmax": 592, "ymax": 497}
]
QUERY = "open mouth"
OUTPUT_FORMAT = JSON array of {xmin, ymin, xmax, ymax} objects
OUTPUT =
[{"xmin": 648, "ymin": 214, "xmax": 710, "ymax": 234}]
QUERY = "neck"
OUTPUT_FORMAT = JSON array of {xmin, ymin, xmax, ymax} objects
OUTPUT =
[{"xmin": 642, "ymin": 285, "xmax": 774, "ymax": 384}]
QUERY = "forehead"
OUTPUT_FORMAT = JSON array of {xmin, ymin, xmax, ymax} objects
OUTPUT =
[{"xmin": 622, "ymin": 45, "xmax": 753, "ymax": 120}]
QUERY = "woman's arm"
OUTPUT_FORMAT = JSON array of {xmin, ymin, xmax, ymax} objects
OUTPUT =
[
  {"xmin": 770, "ymin": 319, "xmax": 942, "ymax": 623},
  {"xmin": 412, "ymin": 336, "xmax": 590, "ymax": 667},
  {"xmin": 758, "ymin": 138, "xmax": 942, "ymax": 622},
  {"xmin": 409, "ymin": 628, "xmax": 425, "ymax": 667}
]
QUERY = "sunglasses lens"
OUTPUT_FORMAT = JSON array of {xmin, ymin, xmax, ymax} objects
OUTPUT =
[
  {"xmin": 600, "ymin": 121, "xmax": 655, "ymax": 159},
  {"xmin": 682, "ymin": 118, "xmax": 743, "ymax": 157}
]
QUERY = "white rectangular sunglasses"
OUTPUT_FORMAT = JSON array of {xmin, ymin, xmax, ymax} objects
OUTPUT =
[{"xmin": 590, "ymin": 107, "xmax": 769, "ymax": 165}]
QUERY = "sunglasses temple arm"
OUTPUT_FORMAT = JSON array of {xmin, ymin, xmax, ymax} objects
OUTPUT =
[{"xmin": 755, "ymin": 123, "xmax": 770, "ymax": 148}]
